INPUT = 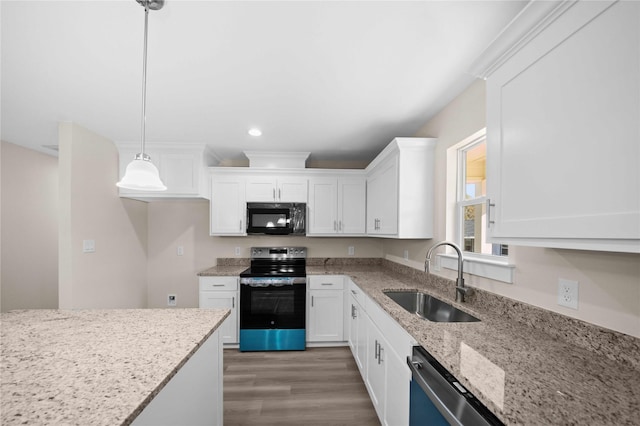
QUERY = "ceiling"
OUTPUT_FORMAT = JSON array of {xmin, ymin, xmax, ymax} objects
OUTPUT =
[{"xmin": 1, "ymin": 0, "xmax": 527, "ymax": 166}]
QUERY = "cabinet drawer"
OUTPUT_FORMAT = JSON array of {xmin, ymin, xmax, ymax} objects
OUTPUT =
[
  {"xmin": 199, "ymin": 276, "xmax": 238, "ymax": 291},
  {"xmin": 309, "ymin": 275, "xmax": 345, "ymax": 290},
  {"xmin": 348, "ymin": 279, "xmax": 366, "ymax": 306}
]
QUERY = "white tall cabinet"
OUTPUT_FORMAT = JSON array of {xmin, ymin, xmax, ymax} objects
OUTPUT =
[{"xmin": 471, "ymin": 0, "xmax": 640, "ymax": 253}]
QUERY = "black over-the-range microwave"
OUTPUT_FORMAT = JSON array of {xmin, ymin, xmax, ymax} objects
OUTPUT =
[{"xmin": 246, "ymin": 203, "xmax": 306, "ymax": 235}]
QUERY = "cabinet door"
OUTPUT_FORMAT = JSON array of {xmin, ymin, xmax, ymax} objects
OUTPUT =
[
  {"xmin": 367, "ymin": 155, "xmax": 398, "ymax": 235},
  {"xmin": 210, "ymin": 176, "xmax": 246, "ymax": 235},
  {"xmin": 338, "ymin": 177, "xmax": 366, "ymax": 235},
  {"xmin": 308, "ymin": 289, "xmax": 344, "ymax": 342},
  {"xmin": 308, "ymin": 178, "xmax": 338, "ymax": 234},
  {"xmin": 199, "ymin": 291, "xmax": 238, "ymax": 344},
  {"xmin": 159, "ymin": 152, "xmax": 199, "ymax": 194},
  {"xmin": 366, "ymin": 318, "xmax": 386, "ymax": 419},
  {"xmin": 348, "ymin": 295, "xmax": 367, "ymax": 373},
  {"xmin": 246, "ymin": 177, "xmax": 276, "ymax": 202},
  {"xmin": 485, "ymin": 0, "xmax": 640, "ymax": 252},
  {"xmin": 278, "ymin": 178, "xmax": 308, "ymax": 203},
  {"xmin": 384, "ymin": 345, "xmax": 410, "ymax": 426}
]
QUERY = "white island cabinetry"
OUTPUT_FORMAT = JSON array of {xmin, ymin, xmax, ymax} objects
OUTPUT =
[
  {"xmin": 132, "ymin": 329, "xmax": 223, "ymax": 426},
  {"xmin": 473, "ymin": 0, "xmax": 640, "ymax": 253}
]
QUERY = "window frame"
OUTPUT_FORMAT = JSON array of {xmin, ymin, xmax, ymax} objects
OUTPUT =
[{"xmin": 440, "ymin": 128, "xmax": 514, "ymax": 284}]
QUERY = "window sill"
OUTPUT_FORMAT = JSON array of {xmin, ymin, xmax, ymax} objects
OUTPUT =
[{"xmin": 437, "ymin": 253, "xmax": 514, "ymax": 284}]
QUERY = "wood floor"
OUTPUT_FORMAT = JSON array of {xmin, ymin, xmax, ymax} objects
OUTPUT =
[{"xmin": 223, "ymin": 346, "xmax": 380, "ymax": 426}]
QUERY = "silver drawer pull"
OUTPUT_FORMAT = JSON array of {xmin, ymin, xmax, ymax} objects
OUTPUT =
[
  {"xmin": 212, "ymin": 284, "xmax": 225, "ymax": 287},
  {"xmin": 321, "ymin": 283, "xmax": 333, "ymax": 286}
]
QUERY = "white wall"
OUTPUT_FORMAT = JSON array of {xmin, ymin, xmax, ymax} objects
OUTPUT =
[
  {"xmin": 383, "ymin": 79, "xmax": 640, "ymax": 338},
  {"xmin": 1, "ymin": 141, "xmax": 58, "ymax": 311},
  {"xmin": 146, "ymin": 200, "xmax": 383, "ymax": 308},
  {"xmin": 58, "ymin": 122, "xmax": 148, "ymax": 309}
]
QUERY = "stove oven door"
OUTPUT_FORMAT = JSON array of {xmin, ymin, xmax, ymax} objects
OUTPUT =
[{"xmin": 239, "ymin": 281, "xmax": 306, "ymax": 351}]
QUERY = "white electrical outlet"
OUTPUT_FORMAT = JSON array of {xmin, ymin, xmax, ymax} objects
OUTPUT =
[
  {"xmin": 177, "ymin": 246, "xmax": 184, "ymax": 256},
  {"xmin": 348, "ymin": 246, "xmax": 355, "ymax": 256},
  {"xmin": 403, "ymin": 250, "xmax": 409, "ymax": 260},
  {"xmin": 235, "ymin": 247, "xmax": 241, "ymax": 256},
  {"xmin": 82, "ymin": 239, "xmax": 95, "ymax": 253},
  {"xmin": 167, "ymin": 294, "xmax": 177, "ymax": 307},
  {"xmin": 558, "ymin": 279, "xmax": 578, "ymax": 310}
]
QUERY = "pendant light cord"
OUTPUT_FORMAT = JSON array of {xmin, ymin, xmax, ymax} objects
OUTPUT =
[{"xmin": 140, "ymin": 0, "xmax": 149, "ymax": 158}]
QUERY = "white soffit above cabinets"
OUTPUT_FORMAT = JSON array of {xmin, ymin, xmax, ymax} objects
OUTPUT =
[{"xmin": 1, "ymin": 0, "xmax": 527, "ymax": 164}]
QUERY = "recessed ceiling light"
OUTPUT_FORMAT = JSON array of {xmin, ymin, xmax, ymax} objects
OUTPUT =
[{"xmin": 248, "ymin": 128, "xmax": 262, "ymax": 137}]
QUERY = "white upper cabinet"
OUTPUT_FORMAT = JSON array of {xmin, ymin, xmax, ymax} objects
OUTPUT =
[
  {"xmin": 471, "ymin": 0, "xmax": 640, "ymax": 253},
  {"xmin": 209, "ymin": 173, "xmax": 246, "ymax": 236},
  {"xmin": 117, "ymin": 143, "xmax": 213, "ymax": 201},
  {"xmin": 246, "ymin": 175, "xmax": 308, "ymax": 203},
  {"xmin": 308, "ymin": 174, "xmax": 366, "ymax": 236},
  {"xmin": 366, "ymin": 138, "xmax": 437, "ymax": 239}
]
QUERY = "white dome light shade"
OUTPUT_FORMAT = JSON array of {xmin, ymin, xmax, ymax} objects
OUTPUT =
[{"xmin": 116, "ymin": 155, "xmax": 167, "ymax": 191}]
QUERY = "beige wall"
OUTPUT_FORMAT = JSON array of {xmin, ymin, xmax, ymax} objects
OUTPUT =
[
  {"xmin": 1, "ymin": 141, "xmax": 59, "ymax": 311},
  {"xmin": 58, "ymin": 122, "xmax": 148, "ymax": 309},
  {"xmin": 383, "ymin": 79, "xmax": 640, "ymax": 338},
  {"xmin": 146, "ymin": 200, "xmax": 383, "ymax": 308}
]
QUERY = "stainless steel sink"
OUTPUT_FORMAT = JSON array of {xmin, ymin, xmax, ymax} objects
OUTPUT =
[{"xmin": 384, "ymin": 291, "xmax": 480, "ymax": 323}]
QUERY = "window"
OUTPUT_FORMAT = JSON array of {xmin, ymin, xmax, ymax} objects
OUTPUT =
[
  {"xmin": 442, "ymin": 129, "xmax": 513, "ymax": 283},
  {"xmin": 457, "ymin": 136, "xmax": 507, "ymax": 258}
]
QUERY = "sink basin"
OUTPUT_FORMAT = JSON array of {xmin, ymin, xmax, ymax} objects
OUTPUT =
[{"xmin": 384, "ymin": 291, "xmax": 480, "ymax": 323}]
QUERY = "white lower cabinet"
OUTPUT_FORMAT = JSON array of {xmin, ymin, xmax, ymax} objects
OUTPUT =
[
  {"xmin": 348, "ymin": 280, "xmax": 413, "ymax": 426},
  {"xmin": 348, "ymin": 280, "xmax": 368, "ymax": 373},
  {"xmin": 307, "ymin": 275, "xmax": 345, "ymax": 343},
  {"xmin": 199, "ymin": 276, "xmax": 239, "ymax": 345}
]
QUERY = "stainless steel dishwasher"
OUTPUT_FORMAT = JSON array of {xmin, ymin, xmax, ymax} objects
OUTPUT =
[{"xmin": 408, "ymin": 346, "xmax": 504, "ymax": 426}]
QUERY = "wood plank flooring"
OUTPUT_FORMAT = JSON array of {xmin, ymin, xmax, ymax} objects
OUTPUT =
[{"xmin": 223, "ymin": 346, "xmax": 380, "ymax": 426}]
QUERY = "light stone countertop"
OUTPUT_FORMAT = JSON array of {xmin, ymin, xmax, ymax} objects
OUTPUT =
[
  {"xmin": 0, "ymin": 308, "xmax": 229, "ymax": 426},
  {"xmin": 310, "ymin": 265, "xmax": 640, "ymax": 425},
  {"xmin": 199, "ymin": 260, "xmax": 640, "ymax": 424}
]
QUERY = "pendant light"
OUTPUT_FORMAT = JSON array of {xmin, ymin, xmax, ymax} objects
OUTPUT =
[{"xmin": 117, "ymin": 0, "xmax": 167, "ymax": 191}]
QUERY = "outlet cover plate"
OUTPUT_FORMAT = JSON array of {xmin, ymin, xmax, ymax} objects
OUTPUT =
[
  {"xmin": 168, "ymin": 294, "xmax": 177, "ymax": 307},
  {"xmin": 558, "ymin": 279, "xmax": 578, "ymax": 310}
]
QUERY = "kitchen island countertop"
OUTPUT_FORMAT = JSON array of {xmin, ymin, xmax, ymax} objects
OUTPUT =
[{"xmin": 1, "ymin": 308, "xmax": 229, "ymax": 426}]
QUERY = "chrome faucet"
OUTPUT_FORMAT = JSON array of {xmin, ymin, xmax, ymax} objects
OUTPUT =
[{"xmin": 425, "ymin": 241, "xmax": 472, "ymax": 303}]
